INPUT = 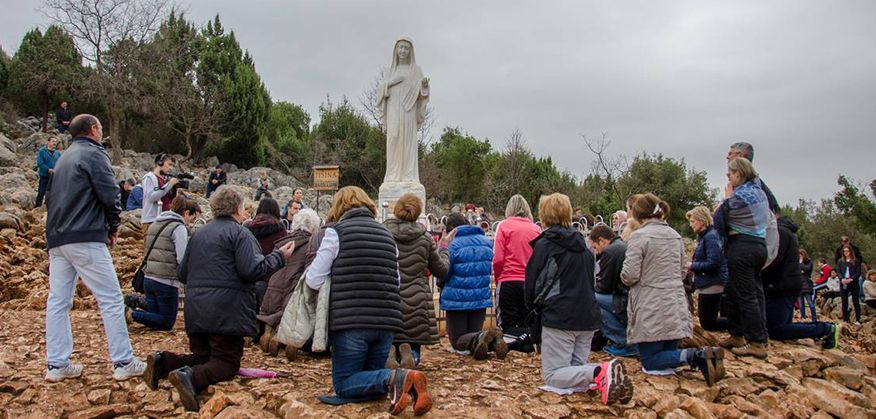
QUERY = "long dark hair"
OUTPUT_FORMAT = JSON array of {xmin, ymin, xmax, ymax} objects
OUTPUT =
[{"xmin": 256, "ymin": 198, "xmax": 281, "ymax": 220}]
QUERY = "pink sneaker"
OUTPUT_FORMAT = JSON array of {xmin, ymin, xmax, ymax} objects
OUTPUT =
[{"xmin": 592, "ymin": 359, "xmax": 633, "ymax": 405}]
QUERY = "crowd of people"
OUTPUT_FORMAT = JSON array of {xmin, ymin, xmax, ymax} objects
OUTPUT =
[{"xmin": 38, "ymin": 114, "xmax": 872, "ymax": 415}]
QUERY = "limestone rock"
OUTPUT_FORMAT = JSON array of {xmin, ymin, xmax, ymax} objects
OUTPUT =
[
  {"xmin": 200, "ymin": 390, "xmax": 231, "ymax": 419},
  {"xmin": 67, "ymin": 404, "xmax": 132, "ymax": 419},
  {"xmin": 823, "ymin": 366, "xmax": 865, "ymax": 391},
  {"xmin": 87, "ymin": 388, "xmax": 112, "ymax": 405},
  {"xmin": 213, "ymin": 406, "xmax": 275, "ymax": 419},
  {"xmin": 279, "ymin": 399, "xmax": 331, "ymax": 419}
]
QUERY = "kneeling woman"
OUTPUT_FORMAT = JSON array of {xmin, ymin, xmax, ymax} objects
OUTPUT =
[
  {"xmin": 525, "ymin": 193, "xmax": 633, "ymax": 405},
  {"xmin": 143, "ymin": 188, "xmax": 294, "ymax": 411},
  {"xmin": 621, "ymin": 193, "xmax": 725, "ymax": 386},
  {"xmin": 305, "ymin": 186, "xmax": 432, "ymax": 416},
  {"xmin": 129, "ymin": 195, "xmax": 201, "ymax": 331}
]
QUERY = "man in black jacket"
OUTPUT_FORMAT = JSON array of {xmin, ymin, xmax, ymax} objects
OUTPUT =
[
  {"xmin": 205, "ymin": 164, "xmax": 226, "ymax": 198},
  {"xmin": 55, "ymin": 101, "xmax": 71, "ymax": 133},
  {"xmin": 143, "ymin": 188, "xmax": 294, "ymax": 411},
  {"xmin": 44, "ymin": 114, "xmax": 146, "ymax": 383},
  {"xmin": 589, "ymin": 224, "xmax": 637, "ymax": 357},
  {"xmin": 763, "ymin": 216, "xmax": 838, "ymax": 349}
]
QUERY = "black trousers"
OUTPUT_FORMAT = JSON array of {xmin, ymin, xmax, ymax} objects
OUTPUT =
[
  {"xmin": 841, "ymin": 283, "xmax": 862, "ymax": 322},
  {"xmin": 724, "ymin": 235, "xmax": 768, "ymax": 343},
  {"xmin": 697, "ymin": 293, "xmax": 729, "ymax": 332},
  {"xmin": 35, "ymin": 175, "xmax": 51, "ymax": 207},
  {"xmin": 497, "ymin": 281, "xmax": 527, "ymax": 338},
  {"xmin": 161, "ymin": 334, "xmax": 244, "ymax": 393},
  {"xmin": 445, "ymin": 309, "xmax": 485, "ymax": 352}
]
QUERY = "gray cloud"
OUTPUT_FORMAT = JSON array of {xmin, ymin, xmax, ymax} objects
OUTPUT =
[{"xmin": 2, "ymin": 0, "xmax": 874, "ymax": 204}]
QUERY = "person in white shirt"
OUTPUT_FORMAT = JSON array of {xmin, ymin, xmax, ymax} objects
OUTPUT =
[{"xmin": 140, "ymin": 153, "xmax": 179, "ymax": 234}]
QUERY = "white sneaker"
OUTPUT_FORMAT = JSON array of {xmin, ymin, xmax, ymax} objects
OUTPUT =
[
  {"xmin": 113, "ymin": 357, "xmax": 147, "ymax": 381},
  {"xmin": 45, "ymin": 363, "xmax": 83, "ymax": 382},
  {"xmin": 641, "ymin": 367, "xmax": 676, "ymax": 376}
]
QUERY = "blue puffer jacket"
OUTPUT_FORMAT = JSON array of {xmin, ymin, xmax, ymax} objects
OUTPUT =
[
  {"xmin": 690, "ymin": 226, "xmax": 729, "ymax": 289},
  {"xmin": 439, "ymin": 225, "xmax": 494, "ymax": 311}
]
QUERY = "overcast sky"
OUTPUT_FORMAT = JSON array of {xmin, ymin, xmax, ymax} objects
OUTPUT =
[{"xmin": 2, "ymin": 1, "xmax": 875, "ymax": 205}]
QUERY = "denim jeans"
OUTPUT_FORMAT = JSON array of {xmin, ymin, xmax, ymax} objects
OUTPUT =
[
  {"xmin": 594, "ymin": 292, "xmax": 628, "ymax": 346},
  {"xmin": 638, "ymin": 340, "xmax": 684, "ymax": 371},
  {"xmin": 765, "ymin": 296, "xmax": 831, "ymax": 341},
  {"xmin": 799, "ymin": 292, "xmax": 817, "ymax": 320},
  {"xmin": 329, "ymin": 329, "xmax": 394, "ymax": 401},
  {"xmin": 132, "ymin": 278, "xmax": 179, "ymax": 331},
  {"xmin": 46, "ymin": 242, "xmax": 134, "ymax": 367}
]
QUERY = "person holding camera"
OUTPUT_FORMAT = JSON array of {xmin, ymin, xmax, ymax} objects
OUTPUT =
[{"xmin": 141, "ymin": 153, "xmax": 179, "ymax": 234}]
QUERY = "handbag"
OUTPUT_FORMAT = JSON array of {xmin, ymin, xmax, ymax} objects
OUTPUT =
[
  {"xmin": 133, "ymin": 221, "xmax": 178, "ymax": 293},
  {"xmin": 525, "ymin": 256, "xmax": 560, "ymax": 350}
]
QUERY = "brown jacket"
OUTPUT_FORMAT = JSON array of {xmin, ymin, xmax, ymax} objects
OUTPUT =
[
  {"xmin": 384, "ymin": 219, "xmax": 449, "ymax": 344},
  {"xmin": 621, "ymin": 220, "xmax": 692, "ymax": 345},
  {"xmin": 256, "ymin": 229, "xmax": 313, "ymax": 328}
]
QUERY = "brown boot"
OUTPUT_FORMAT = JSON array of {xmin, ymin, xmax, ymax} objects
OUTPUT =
[
  {"xmin": 267, "ymin": 337, "xmax": 281, "ymax": 357},
  {"xmin": 731, "ymin": 342, "xmax": 768, "ymax": 359},
  {"xmin": 399, "ymin": 343, "xmax": 416, "ymax": 369},
  {"xmin": 258, "ymin": 325, "xmax": 275, "ymax": 352},
  {"xmin": 386, "ymin": 345, "xmax": 399, "ymax": 369},
  {"xmin": 487, "ymin": 328, "xmax": 508, "ymax": 360},
  {"xmin": 718, "ymin": 335, "xmax": 745, "ymax": 349},
  {"xmin": 284, "ymin": 345, "xmax": 298, "ymax": 362}
]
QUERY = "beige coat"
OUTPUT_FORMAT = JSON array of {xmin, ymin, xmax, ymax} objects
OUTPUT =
[{"xmin": 621, "ymin": 220, "xmax": 692, "ymax": 345}]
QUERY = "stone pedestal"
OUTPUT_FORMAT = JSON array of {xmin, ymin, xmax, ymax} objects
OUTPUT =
[{"xmin": 377, "ymin": 181, "xmax": 427, "ymax": 225}]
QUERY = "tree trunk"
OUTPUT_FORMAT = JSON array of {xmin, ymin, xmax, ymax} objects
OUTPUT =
[{"xmin": 107, "ymin": 107, "xmax": 123, "ymax": 164}]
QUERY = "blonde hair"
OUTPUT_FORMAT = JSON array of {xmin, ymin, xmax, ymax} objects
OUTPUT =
[
  {"xmin": 330, "ymin": 186, "xmax": 377, "ymax": 220},
  {"xmin": 629, "ymin": 193, "xmax": 670, "ymax": 222},
  {"xmin": 210, "ymin": 188, "xmax": 244, "ymax": 218},
  {"xmin": 393, "ymin": 193, "xmax": 422, "ymax": 222},
  {"xmin": 686, "ymin": 206, "xmax": 713, "ymax": 228},
  {"xmin": 728, "ymin": 157, "xmax": 758, "ymax": 183},
  {"xmin": 505, "ymin": 194, "xmax": 533, "ymax": 220},
  {"xmin": 538, "ymin": 193, "xmax": 572, "ymax": 228}
]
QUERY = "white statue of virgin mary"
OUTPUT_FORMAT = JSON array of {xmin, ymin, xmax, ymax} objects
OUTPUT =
[{"xmin": 378, "ymin": 36, "xmax": 429, "ymax": 183}]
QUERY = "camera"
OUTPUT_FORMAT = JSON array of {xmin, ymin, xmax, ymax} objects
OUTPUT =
[{"xmin": 167, "ymin": 172, "xmax": 195, "ymax": 189}]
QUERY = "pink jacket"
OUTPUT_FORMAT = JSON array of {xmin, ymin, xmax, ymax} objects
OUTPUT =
[{"xmin": 493, "ymin": 217, "xmax": 541, "ymax": 283}]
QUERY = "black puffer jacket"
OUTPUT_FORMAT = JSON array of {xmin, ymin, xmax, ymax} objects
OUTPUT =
[
  {"xmin": 525, "ymin": 226, "xmax": 602, "ymax": 331},
  {"xmin": 384, "ymin": 218, "xmax": 449, "ymax": 345},
  {"xmin": 800, "ymin": 258, "xmax": 814, "ymax": 294},
  {"xmin": 594, "ymin": 237, "xmax": 628, "ymax": 295},
  {"xmin": 45, "ymin": 136, "xmax": 121, "ymax": 249},
  {"xmin": 179, "ymin": 217, "xmax": 285, "ymax": 337},
  {"xmin": 762, "ymin": 217, "xmax": 803, "ymax": 298}
]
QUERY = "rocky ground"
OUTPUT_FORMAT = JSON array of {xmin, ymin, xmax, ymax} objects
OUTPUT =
[{"xmin": 2, "ymin": 128, "xmax": 876, "ymax": 418}]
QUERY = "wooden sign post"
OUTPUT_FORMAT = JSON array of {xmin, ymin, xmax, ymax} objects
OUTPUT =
[{"xmin": 312, "ymin": 165, "xmax": 340, "ymax": 213}]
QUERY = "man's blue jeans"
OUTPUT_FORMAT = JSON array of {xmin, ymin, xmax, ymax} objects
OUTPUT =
[
  {"xmin": 329, "ymin": 329, "xmax": 394, "ymax": 402},
  {"xmin": 594, "ymin": 292, "xmax": 628, "ymax": 346},
  {"xmin": 799, "ymin": 292, "xmax": 817, "ymax": 320},
  {"xmin": 766, "ymin": 296, "xmax": 831, "ymax": 341},
  {"xmin": 132, "ymin": 278, "xmax": 179, "ymax": 331}
]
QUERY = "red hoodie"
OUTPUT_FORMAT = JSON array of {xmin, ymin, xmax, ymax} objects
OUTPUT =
[
  {"xmin": 815, "ymin": 264, "xmax": 832, "ymax": 285},
  {"xmin": 492, "ymin": 217, "xmax": 542, "ymax": 283}
]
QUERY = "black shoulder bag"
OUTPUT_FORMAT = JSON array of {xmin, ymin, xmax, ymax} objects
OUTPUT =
[
  {"xmin": 132, "ymin": 221, "xmax": 179, "ymax": 293},
  {"xmin": 525, "ymin": 256, "xmax": 560, "ymax": 351}
]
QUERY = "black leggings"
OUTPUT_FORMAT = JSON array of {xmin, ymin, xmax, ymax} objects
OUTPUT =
[
  {"xmin": 445, "ymin": 309, "xmax": 486, "ymax": 352},
  {"xmin": 841, "ymin": 283, "xmax": 861, "ymax": 322},
  {"xmin": 697, "ymin": 293, "xmax": 729, "ymax": 332}
]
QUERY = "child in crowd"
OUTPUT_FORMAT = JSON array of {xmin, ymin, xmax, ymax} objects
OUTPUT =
[{"xmin": 864, "ymin": 270, "xmax": 876, "ymax": 309}]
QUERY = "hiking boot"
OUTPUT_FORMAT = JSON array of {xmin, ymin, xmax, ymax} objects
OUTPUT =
[
  {"xmin": 593, "ymin": 359, "xmax": 633, "ymax": 405},
  {"xmin": 45, "ymin": 363, "xmax": 83, "ymax": 382},
  {"xmin": 710, "ymin": 347, "xmax": 726, "ymax": 381},
  {"xmin": 386, "ymin": 368, "xmax": 431, "ymax": 416},
  {"xmin": 687, "ymin": 348, "xmax": 724, "ymax": 387},
  {"xmin": 822, "ymin": 323, "xmax": 839, "ymax": 350},
  {"xmin": 386, "ymin": 345, "xmax": 400, "ymax": 369},
  {"xmin": 168, "ymin": 366, "xmax": 200, "ymax": 412},
  {"xmin": 143, "ymin": 352, "xmax": 165, "ymax": 390},
  {"xmin": 125, "ymin": 307, "xmax": 134, "ymax": 325},
  {"xmin": 399, "ymin": 343, "xmax": 416, "ymax": 369},
  {"xmin": 283, "ymin": 345, "xmax": 298, "ymax": 362},
  {"xmin": 113, "ymin": 357, "xmax": 146, "ymax": 381},
  {"xmin": 731, "ymin": 342, "xmax": 768, "ymax": 359},
  {"xmin": 258, "ymin": 325, "xmax": 275, "ymax": 352},
  {"xmin": 489, "ymin": 328, "xmax": 509, "ymax": 360},
  {"xmin": 472, "ymin": 331, "xmax": 493, "ymax": 360},
  {"xmin": 267, "ymin": 337, "xmax": 281, "ymax": 357},
  {"xmin": 124, "ymin": 294, "xmax": 147, "ymax": 310},
  {"xmin": 719, "ymin": 335, "xmax": 745, "ymax": 349}
]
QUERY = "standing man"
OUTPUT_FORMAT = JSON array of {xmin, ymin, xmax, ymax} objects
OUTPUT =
[
  {"xmin": 206, "ymin": 164, "xmax": 226, "ymax": 199},
  {"xmin": 282, "ymin": 187, "xmax": 306, "ymax": 219},
  {"xmin": 833, "ymin": 236, "xmax": 863, "ymax": 265},
  {"xmin": 589, "ymin": 224, "xmax": 637, "ymax": 357},
  {"xmin": 35, "ymin": 136, "xmax": 61, "ymax": 208},
  {"xmin": 44, "ymin": 114, "xmax": 145, "ymax": 382},
  {"xmin": 726, "ymin": 142, "xmax": 779, "ymax": 214},
  {"xmin": 141, "ymin": 154, "xmax": 179, "ymax": 235},
  {"xmin": 55, "ymin": 101, "xmax": 72, "ymax": 133}
]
